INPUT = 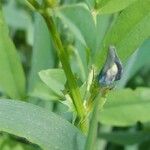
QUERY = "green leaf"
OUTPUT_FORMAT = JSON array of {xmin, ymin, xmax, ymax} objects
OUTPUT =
[
  {"xmin": 0, "ymin": 133, "xmax": 40, "ymax": 150},
  {"xmin": 94, "ymin": 14, "xmax": 112, "ymax": 52},
  {"xmin": 0, "ymin": 8, "xmax": 25, "ymax": 99},
  {"xmin": 98, "ymin": 0, "xmax": 137, "ymax": 14},
  {"xmin": 100, "ymin": 88, "xmax": 150, "ymax": 126},
  {"xmin": 30, "ymin": 82, "xmax": 61, "ymax": 101},
  {"xmin": 128, "ymin": 39, "xmax": 150, "ymax": 76},
  {"xmin": 95, "ymin": 0, "xmax": 150, "ymax": 70},
  {"xmin": 85, "ymin": 0, "xmax": 95, "ymax": 8},
  {"xmin": 55, "ymin": 3, "xmax": 96, "ymax": 51},
  {"xmin": 3, "ymin": 0, "xmax": 33, "ymax": 44},
  {"xmin": 39, "ymin": 69, "xmax": 66, "ymax": 97},
  {"xmin": 28, "ymin": 14, "xmax": 55, "ymax": 91},
  {"xmin": 99, "ymin": 131, "xmax": 150, "ymax": 145},
  {"xmin": 0, "ymin": 99, "xmax": 85, "ymax": 150},
  {"xmin": 117, "ymin": 38, "xmax": 150, "ymax": 88}
]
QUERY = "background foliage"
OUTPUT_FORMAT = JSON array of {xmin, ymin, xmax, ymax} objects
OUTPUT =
[{"xmin": 0, "ymin": 0, "xmax": 150, "ymax": 150}]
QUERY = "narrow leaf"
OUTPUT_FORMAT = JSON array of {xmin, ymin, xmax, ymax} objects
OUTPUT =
[
  {"xmin": 0, "ymin": 8, "xmax": 25, "ymax": 99},
  {"xmin": 95, "ymin": 0, "xmax": 150, "ymax": 70}
]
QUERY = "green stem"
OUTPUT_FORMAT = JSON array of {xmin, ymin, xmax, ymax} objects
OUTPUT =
[
  {"xmin": 41, "ymin": 10, "xmax": 88, "ymax": 133},
  {"xmin": 84, "ymin": 89, "xmax": 107, "ymax": 150},
  {"xmin": 84, "ymin": 93, "xmax": 101, "ymax": 150}
]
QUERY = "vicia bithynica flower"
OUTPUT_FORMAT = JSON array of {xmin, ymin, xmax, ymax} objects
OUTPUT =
[{"xmin": 98, "ymin": 45, "xmax": 123, "ymax": 88}]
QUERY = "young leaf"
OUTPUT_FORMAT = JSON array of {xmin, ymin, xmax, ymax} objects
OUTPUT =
[
  {"xmin": 0, "ymin": 99, "xmax": 85, "ymax": 150},
  {"xmin": 95, "ymin": 0, "xmax": 150, "ymax": 70},
  {"xmin": 99, "ymin": 88, "xmax": 150, "ymax": 126},
  {"xmin": 0, "ymin": 8, "xmax": 25, "ymax": 99},
  {"xmin": 39, "ymin": 69, "xmax": 66, "ymax": 97}
]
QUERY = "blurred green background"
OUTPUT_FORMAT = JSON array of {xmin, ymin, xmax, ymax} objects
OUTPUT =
[{"xmin": 0, "ymin": 0, "xmax": 150, "ymax": 150}]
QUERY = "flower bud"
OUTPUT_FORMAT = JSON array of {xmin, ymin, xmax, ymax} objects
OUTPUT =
[{"xmin": 98, "ymin": 45, "xmax": 123, "ymax": 87}]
